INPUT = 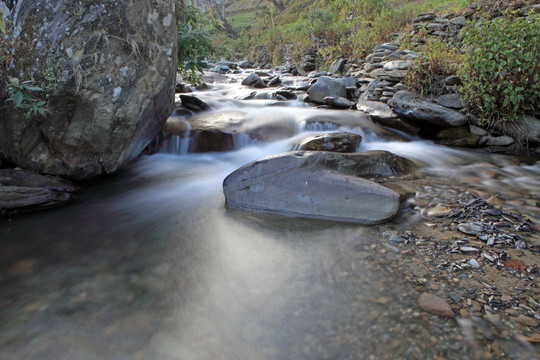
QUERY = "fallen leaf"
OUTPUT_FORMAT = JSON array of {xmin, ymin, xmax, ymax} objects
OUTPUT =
[{"xmin": 502, "ymin": 258, "xmax": 527, "ymax": 271}]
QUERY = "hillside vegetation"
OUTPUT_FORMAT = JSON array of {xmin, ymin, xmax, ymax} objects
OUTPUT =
[{"xmin": 209, "ymin": 0, "xmax": 472, "ymax": 64}]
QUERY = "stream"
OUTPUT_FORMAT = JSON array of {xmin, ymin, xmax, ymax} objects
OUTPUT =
[{"xmin": 1, "ymin": 72, "xmax": 539, "ymax": 359}]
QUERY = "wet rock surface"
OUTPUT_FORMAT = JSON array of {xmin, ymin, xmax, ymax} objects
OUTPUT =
[
  {"xmin": 296, "ymin": 132, "xmax": 362, "ymax": 153},
  {"xmin": 223, "ymin": 150, "xmax": 417, "ymax": 224},
  {"xmin": 0, "ymin": 169, "xmax": 78, "ymax": 212}
]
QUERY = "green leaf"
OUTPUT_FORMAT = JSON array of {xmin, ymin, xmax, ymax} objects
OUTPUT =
[{"xmin": 13, "ymin": 92, "xmax": 23, "ymax": 107}]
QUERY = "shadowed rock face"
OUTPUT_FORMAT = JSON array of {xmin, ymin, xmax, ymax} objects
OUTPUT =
[
  {"xmin": 223, "ymin": 150, "xmax": 417, "ymax": 224},
  {"xmin": 0, "ymin": 0, "xmax": 177, "ymax": 180}
]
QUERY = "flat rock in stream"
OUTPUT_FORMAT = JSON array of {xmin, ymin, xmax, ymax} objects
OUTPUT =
[
  {"xmin": 223, "ymin": 150, "xmax": 417, "ymax": 224},
  {"xmin": 0, "ymin": 169, "xmax": 78, "ymax": 212}
]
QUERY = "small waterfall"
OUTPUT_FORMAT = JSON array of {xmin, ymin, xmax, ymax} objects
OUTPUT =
[{"xmin": 160, "ymin": 133, "xmax": 192, "ymax": 155}]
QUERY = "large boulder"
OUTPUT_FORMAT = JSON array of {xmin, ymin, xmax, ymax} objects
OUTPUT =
[
  {"xmin": 223, "ymin": 150, "xmax": 416, "ymax": 224},
  {"xmin": 388, "ymin": 91, "xmax": 468, "ymax": 127},
  {"xmin": 0, "ymin": 0, "xmax": 177, "ymax": 180},
  {"xmin": 307, "ymin": 76, "xmax": 347, "ymax": 104}
]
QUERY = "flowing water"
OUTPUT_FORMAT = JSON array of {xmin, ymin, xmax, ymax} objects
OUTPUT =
[{"xmin": 1, "ymin": 73, "xmax": 539, "ymax": 360}]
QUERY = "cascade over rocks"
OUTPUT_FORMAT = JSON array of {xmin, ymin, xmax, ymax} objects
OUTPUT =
[
  {"xmin": 223, "ymin": 150, "xmax": 417, "ymax": 224},
  {"xmin": 0, "ymin": 0, "xmax": 177, "ymax": 180}
]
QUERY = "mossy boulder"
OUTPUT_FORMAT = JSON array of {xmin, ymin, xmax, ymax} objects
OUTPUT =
[{"xmin": 0, "ymin": 0, "xmax": 177, "ymax": 180}]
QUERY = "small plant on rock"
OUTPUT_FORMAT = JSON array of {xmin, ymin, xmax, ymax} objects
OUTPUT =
[
  {"xmin": 459, "ymin": 11, "xmax": 540, "ymax": 126},
  {"xmin": 7, "ymin": 78, "xmax": 49, "ymax": 118}
]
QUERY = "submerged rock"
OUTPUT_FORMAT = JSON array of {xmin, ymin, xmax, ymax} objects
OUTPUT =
[
  {"xmin": 0, "ymin": 0, "xmax": 177, "ymax": 180},
  {"xmin": 223, "ymin": 150, "xmax": 417, "ymax": 224},
  {"xmin": 0, "ymin": 169, "xmax": 78, "ymax": 212},
  {"xmin": 418, "ymin": 293, "xmax": 454, "ymax": 317},
  {"xmin": 388, "ymin": 91, "xmax": 467, "ymax": 127},
  {"xmin": 297, "ymin": 132, "xmax": 362, "ymax": 153}
]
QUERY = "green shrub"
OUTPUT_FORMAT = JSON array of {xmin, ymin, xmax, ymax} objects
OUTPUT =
[
  {"xmin": 177, "ymin": 6, "xmax": 215, "ymax": 85},
  {"xmin": 459, "ymin": 12, "xmax": 540, "ymax": 125},
  {"xmin": 405, "ymin": 38, "xmax": 462, "ymax": 98}
]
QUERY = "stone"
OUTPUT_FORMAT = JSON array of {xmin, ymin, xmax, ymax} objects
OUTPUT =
[
  {"xmin": 515, "ymin": 315, "xmax": 539, "ymax": 328},
  {"xmin": 223, "ymin": 151, "xmax": 412, "ymax": 224},
  {"xmin": 516, "ymin": 114, "xmax": 540, "ymax": 143},
  {"xmin": 274, "ymin": 90, "xmax": 297, "ymax": 100},
  {"xmin": 187, "ymin": 110, "xmax": 297, "ymax": 152},
  {"xmin": 355, "ymin": 100, "xmax": 398, "ymax": 121},
  {"xmin": 241, "ymin": 73, "xmax": 266, "ymax": 88},
  {"xmin": 324, "ymin": 97, "xmax": 354, "ymax": 109},
  {"xmin": 458, "ymin": 222, "xmax": 484, "ymax": 235},
  {"xmin": 180, "ymin": 95, "xmax": 211, "ymax": 112},
  {"xmin": 330, "ymin": 58, "xmax": 347, "ymax": 74},
  {"xmin": 469, "ymin": 125, "xmax": 488, "ymax": 136},
  {"xmin": 339, "ymin": 77, "xmax": 357, "ymax": 88},
  {"xmin": 388, "ymin": 91, "xmax": 468, "ymax": 127},
  {"xmin": 0, "ymin": 169, "xmax": 78, "ymax": 212},
  {"xmin": 485, "ymin": 135, "xmax": 515, "ymax": 146},
  {"xmin": 425, "ymin": 206, "xmax": 453, "ymax": 218},
  {"xmin": 436, "ymin": 126, "xmax": 479, "ymax": 147},
  {"xmin": 266, "ymin": 76, "xmax": 282, "ymax": 87},
  {"xmin": 383, "ymin": 60, "xmax": 413, "ymax": 71},
  {"xmin": 0, "ymin": 0, "xmax": 177, "ymax": 180},
  {"xmin": 307, "ymin": 76, "xmax": 347, "ymax": 104},
  {"xmin": 162, "ymin": 116, "xmax": 190, "ymax": 136},
  {"xmin": 384, "ymin": 70, "xmax": 409, "ymax": 81},
  {"xmin": 434, "ymin": 93, "xmax": 464, "ymax": 109},
  {"xmin": 297, "ymin": 132, "xmax": 362, "ymax": 153},
  {"xmin": 445, "ymin": 75, "xmax": 462, "ymax": 86},
  {"xmin": 450, "ymin": 16, "xmax": 466, "ymax": 26},
  {"xmin": 413, "ymin": 13, "xmax": 437, "ymax": 23},
  {"xmin": 418, "ymin": 293, "xmax": 454, "ymax": 317}
]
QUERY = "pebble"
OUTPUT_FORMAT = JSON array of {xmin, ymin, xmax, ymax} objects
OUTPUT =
[
  {"xmin": 457, "ymin": 223, "xmax": 483, "ymax": 235},
  {"xmin": 469, "ymin": 259, "xmax": 480, "ymax": 268},
  {"xmin": 418, "ymin": 293, "xmax": 454, "ymax": 318},
  {"xmin": 449, "ymin": 292, "xmax": 461, "ymax": 303},
  {"xmin": 515, "ymin": 315, "xmax": 539, "ymax": 327},
  {"xmin": 460, "ymin": 246, "xmax": 480, "ymax": 253},
  {"xmin": 425, "ymin": 206, "xmax": 453, "ymax": 218}
]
